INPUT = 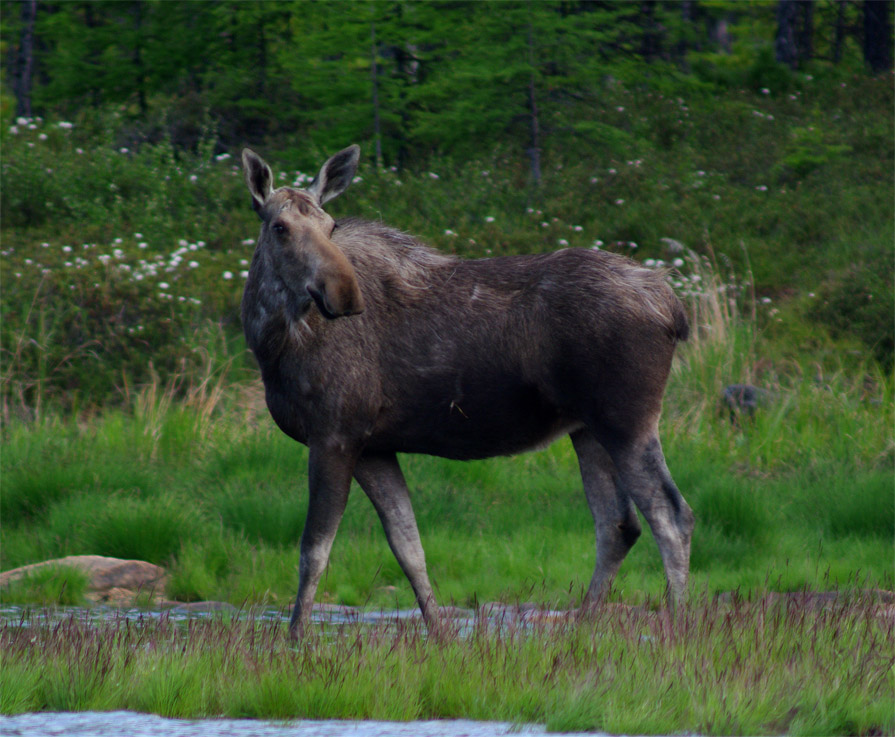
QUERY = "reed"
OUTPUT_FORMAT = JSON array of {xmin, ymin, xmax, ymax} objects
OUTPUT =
[{"xmin": 2, "ymin": 592, "xmax": 892, "ymax": 735}]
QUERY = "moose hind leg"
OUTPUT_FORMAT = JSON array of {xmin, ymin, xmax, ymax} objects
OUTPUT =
[
  {"xmin": 608, "ymin": 434, "xmax": 694, "ymax": 611},
  {"xmin": 571, "ymin": 429, "xmax": 642, "ymax": 610},
  {"xmin": 354, "ymin": 451, "xmax": 438, "ymax": 625}
]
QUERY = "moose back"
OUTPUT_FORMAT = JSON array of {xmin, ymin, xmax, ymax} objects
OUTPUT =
[{"xmin": 240, "ymin": 145, "xmax": 694, "ymax": 635}]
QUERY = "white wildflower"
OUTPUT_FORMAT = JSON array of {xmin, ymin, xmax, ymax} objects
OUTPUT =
[{"xmin": 223, "ymin": 271, "xmax": 233, "ymax": 280}]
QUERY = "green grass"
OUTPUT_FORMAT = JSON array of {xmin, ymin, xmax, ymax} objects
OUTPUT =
[
  {"xmin": 1, "ymin": 596, "xmax": 892, "ymax": 735},
  {"xmin": 0, "ymin": 67, "xmax": 892, "ymax": 733},
  {"xmin": 1, "ymin": 355, "xmax": 891, "ymax": 611},
  {"xmin": 0, "ymin": 565, "xmax": 89, "ymax": 607}
]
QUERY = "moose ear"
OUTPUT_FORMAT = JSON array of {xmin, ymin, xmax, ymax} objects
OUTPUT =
[
  {"xmin": 306, "ymin": 145, "xmax": 360, "ymax": 206},
  {"xmin": 242, "ymin": 148, "xmax": 273, "ymax": 215}
]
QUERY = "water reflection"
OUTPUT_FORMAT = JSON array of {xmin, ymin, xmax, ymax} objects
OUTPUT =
[{"xmin": 0, "ymin": 711, "xmax": 602, "ymax": 737}]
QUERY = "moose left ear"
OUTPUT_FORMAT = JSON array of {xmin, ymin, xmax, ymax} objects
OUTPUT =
[
  {"xmin": 307, "ymin": 145, "xmax": 360, "ymax": 206},
  {"xmin": 242, "ymin": 148, "xmax": 273, "ymax": 216}
]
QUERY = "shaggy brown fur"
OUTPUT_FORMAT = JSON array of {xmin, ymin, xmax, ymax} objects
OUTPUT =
[{"xmin": 241, "ymin": 145, "xmax": 694, "ymax": 636}]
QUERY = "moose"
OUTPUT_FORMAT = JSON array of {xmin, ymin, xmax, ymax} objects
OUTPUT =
[{"xmin": 240, "ymin": 145, "xmax": 694, "ymax": 636}]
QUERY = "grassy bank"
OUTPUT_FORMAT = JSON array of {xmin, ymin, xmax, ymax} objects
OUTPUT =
[
  {"xmin": 2, "ymin": 596, "xmax": 892, "ymax": 736},
  {"xmin": 2, "ymin": 245, "xmax": 892, "ymax": 610},
  {"xmin": 2, "ymin": 318, "xmax": 891, "ymax": 610}
]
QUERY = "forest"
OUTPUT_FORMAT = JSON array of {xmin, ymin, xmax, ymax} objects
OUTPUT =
[{"xmin": 4, "ymin": 1, "xmax": 893, "ymax": 169}]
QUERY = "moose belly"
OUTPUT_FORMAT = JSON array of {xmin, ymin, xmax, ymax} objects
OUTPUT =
[{"xmin": 372, "ymin": 375, "xmax": 580, "ymax": 460}]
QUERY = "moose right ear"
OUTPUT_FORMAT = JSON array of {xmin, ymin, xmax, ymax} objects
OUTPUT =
[{"xmin": 242, "ymin": 148, "xmax": 273, "ymax": 216}]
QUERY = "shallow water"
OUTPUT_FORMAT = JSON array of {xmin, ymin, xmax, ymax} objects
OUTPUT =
[
  {"xmin": 0, "ymin": 711, "xmax": 607, "ymax": 737},
  {"xmin": 0, "ymin": 602, "xmax": 573, "ymax": 637}
]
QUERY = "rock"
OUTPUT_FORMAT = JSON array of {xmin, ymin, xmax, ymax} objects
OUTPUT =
[
  {"xmin": 0, "ymin": 555, "xmax": 168, "ymax": 604},
  {"xmin": 170, "ymin": 601, "xmax": 238, "ymax": 613},
  {"xmin": 660, "ymin": 237, "xmax": 686, "ymax": 254},
  {"xmin": 721, "ymin": 384, "xmax": 772, "ymax": 420}
]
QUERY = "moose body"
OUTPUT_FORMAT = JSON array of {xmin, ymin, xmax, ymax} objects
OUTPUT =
[{"xmin": 241, "ymin": 146, "xmax": 695, "ymax": 635}]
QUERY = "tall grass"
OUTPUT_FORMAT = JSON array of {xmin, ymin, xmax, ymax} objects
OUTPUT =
[
  {"xmin": 2, "ymin": 595, "xmax": 892, "ymax": 735},
  {"xmin": 2, "ymin": 247, "xmax": 892, "ymax": 609}
]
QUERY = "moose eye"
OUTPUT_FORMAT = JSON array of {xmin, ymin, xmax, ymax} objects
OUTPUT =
[{"xmin": 271, "ymin": 222, "xmax": 286, "ymax": 235}]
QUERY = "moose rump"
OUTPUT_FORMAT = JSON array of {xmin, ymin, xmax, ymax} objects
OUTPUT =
[{"xmin": 240, "ymin": 144, "xmax": 694, "ymax": 636}]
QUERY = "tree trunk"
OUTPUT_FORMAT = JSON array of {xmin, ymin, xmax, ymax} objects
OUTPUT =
[
  {"xmin": 526, "ymin": 17, "xmax": 541, "ymax": 188},
  {"xmin": 797, "ymin": 0, "xmax": 814, "ymax": 65},
  {"xmin": 132, "ymin": 1, "xmax": 147, "ymax": 115},
  {"xmin": 775, "ymin": 0, "xmax": 799, "ymax": 69},
  {"xmin": 14, "ymin": 0, "xmax": 37, "ymax": 118},
  {"xmin": 639, "ymin": 0, "xmax": 659, "ymax": 62},
  {"xmin": 833, "ymin": 0, "xmax": 847, "ymax": 64},
  {"xmin": 371, "ymin": 19, "xmax": 382, "ymax": 170},
  {"xmin": 863, "ymin": 0, "xmax": 893, "ymax": 73},
  {"xmin": 676, "ymin": 1, "xmax": 694, "ymax": 70}
]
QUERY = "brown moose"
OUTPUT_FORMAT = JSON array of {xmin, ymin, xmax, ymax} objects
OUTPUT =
[{"xmin": 240, "ymin": 145, "xmax": 694, "ymax": 636}]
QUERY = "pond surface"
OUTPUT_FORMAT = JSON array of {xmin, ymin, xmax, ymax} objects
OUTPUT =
[
  {"xmin": 0, "ymin": 602, "xmax": 579, "ymax": 637},
  {"xmin": 0, "ymin": 711, "xmax": 610, "ymax": 737}
]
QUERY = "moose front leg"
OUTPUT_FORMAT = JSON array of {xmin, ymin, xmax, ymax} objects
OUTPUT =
[
  {"xmin": 353, "ymin": 452, "xmax": 439, "ymax": 626},
  {"xmin": 290, "ymin": 442, "xmax": 357, "ymax": 638}
]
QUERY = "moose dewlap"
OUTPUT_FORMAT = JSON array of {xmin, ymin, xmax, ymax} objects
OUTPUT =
[{"xmin": 240, "ymin": 144, "xmax": 694, "ymax": 636}]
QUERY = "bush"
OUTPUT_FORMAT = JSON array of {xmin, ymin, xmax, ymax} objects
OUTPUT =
[{"xmin": 810, "ymin": 259, "xmax": 895, "ymax": 368}]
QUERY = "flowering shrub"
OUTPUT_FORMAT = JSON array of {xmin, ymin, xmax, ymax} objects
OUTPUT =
[{"xmin": 1, "ymin": 74, "xmax": 891, "ymax": 413}]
